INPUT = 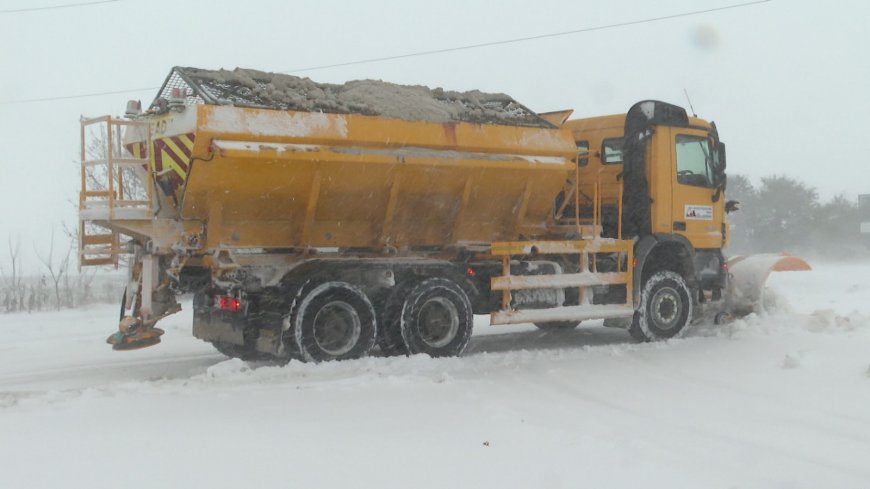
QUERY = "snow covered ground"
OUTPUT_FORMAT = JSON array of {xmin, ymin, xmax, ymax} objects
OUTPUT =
[{"xmin": 1, "ymin": 262, "xmax": 869, "ymax": 489}]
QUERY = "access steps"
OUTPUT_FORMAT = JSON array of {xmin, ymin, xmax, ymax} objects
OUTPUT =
[{"xmin": 489, "ymin": 239, "xmax": 635, "ymax": 326}]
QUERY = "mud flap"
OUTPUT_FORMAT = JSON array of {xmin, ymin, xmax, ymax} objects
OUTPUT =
[{"xmin": 725, "ymin": 254, "xmax": 811, "ymax": 316}]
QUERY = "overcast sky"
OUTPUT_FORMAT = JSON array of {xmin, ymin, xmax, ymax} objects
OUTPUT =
[{"xmin": 0, "ymin": 0, "xmax": 868, "ymax": 269}]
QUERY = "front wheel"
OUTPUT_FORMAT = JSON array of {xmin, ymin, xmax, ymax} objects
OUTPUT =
[{"xmin": 629, "ymin": 270, "xmax": 693, "ymax": 341}]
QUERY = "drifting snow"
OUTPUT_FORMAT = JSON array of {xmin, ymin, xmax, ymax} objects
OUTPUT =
[{"xmin": 1, "ymin": 262, "xmax": 870, "ymax": 488}]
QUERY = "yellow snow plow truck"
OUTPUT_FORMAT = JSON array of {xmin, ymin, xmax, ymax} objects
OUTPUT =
[{"xmin": 78, "ymin": 67, "xmax": 808, "ymax": 359}]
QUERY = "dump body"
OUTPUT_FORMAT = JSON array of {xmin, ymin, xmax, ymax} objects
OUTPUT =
[{"xmin": 116, "ymin": 103, "xmax": 577, "ymax": 252}]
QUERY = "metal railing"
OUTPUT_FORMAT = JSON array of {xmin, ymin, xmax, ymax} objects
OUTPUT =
[
  {"xmin": 551, "ymin": 151, "xmax": 626, "ymax": 240},
  {"xmin": 488, "ymin": 239, "xmax": 635, "ymax": 326},
  {"xmin": 78, "ymin": 116, "xmax": 153, "ymax": 268}
]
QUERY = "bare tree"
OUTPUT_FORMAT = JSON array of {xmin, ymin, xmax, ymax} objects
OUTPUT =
[
  {"xmin": 34, "ymin": 227, "xmax": 72, "ymax": 311},
  {"xmin": 0, "ymin": 235, "xmax": 24, "ymax": 312}
]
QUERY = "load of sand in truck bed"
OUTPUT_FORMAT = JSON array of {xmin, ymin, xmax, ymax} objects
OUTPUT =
[{"xmin": 155, "ymin": 66, "xmax": 553, "ymax": 129}]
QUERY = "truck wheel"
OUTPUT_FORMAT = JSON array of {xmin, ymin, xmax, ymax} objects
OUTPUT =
[
  {"xmin": 534, "ymin": 321, "xmax": 580, "ymax": 331},
  {"xmin": 400, "ymin": 278, "xmax": 473, "ymax": 357},
  {"xmin": 629, "ymin": 270, "xmax": 693, "ymax": 341},
  {"xmin": 377, "ymin": 285, "xmax": 412, "ymax": 356},
  {"xmin": 289, "ymin": 281, "xmax": 377, "ymax": 362}
]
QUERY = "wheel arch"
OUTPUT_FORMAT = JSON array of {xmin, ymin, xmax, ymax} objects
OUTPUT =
[
  {"xmin": 389, "ymin": 264, "xmax": 481, "ymax": 306},
  {"xmin": 276, "ymin": 259, "xmax": 480, "ymax": 299},
  {"xmin": 633, "ymin": 234, "xmax": 698, "ymax": 306}
]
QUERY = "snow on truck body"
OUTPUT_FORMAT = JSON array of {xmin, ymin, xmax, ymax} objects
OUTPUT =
[{"xmin": 78, "ymin": 66, "xmax": 804, "ymax": 361}]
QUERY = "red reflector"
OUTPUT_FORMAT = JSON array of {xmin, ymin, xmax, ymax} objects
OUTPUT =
[
  {"xmin": 218, "ymin": 296, "xmax": 241, "ymax": 312},
  {"xmin": 466, "ymin": 267, "xmax": 476, "ymax": 277}
]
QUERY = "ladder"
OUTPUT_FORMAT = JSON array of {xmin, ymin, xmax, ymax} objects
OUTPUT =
[
  {"xmin": 489, "ymin": 239, "xmax": 635, "ymax": 326},
  {"xmin": 552, "ymin": 167, "xmax": 625, "ymax": 240},
  {"xmin": 79, "ymin": 116, "xmax": 153, "ymax": 269}
]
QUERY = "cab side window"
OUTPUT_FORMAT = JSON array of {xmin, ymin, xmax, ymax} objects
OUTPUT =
[
  {"xmin": 675, "ymin": 135, "xmax": 713, "ymax": 187},
  {"xmin": 602, "ymin": 138, "xmax": 623, "ymax": 164},
  {"xmin": 576, "ymin": 140, "xmax": 589, "ymax": 166}
]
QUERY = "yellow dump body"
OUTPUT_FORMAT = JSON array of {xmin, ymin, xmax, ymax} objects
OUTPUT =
[{"xmin": 128, "ymin": 104, "xmax": 577, "ymax": 251}]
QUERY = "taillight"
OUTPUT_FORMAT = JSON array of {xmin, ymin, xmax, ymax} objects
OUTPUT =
[
  {"xmin": 466, "ymin": 267, "xmax": 476, "ymax": 277},
  {"xmin": 217, "ymin": 295, "xmax": 242, "ymax": 312}
]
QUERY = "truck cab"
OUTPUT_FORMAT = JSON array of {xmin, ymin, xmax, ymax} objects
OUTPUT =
[
  {"xmin": 563, "ymin": 106, "xmax": 727, "ymax": 249},
  {"xmin": 562, "ymin": 101, "xmax": 729, "ymax": 301}
]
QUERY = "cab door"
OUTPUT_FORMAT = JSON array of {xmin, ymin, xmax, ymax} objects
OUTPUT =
[{"xmin": 669, "ymin": 128, "xmax": 724, "ymax": 249}]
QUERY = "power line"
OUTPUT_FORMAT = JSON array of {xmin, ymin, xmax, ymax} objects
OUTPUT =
[
  {"xmin": 0, "ymin": 0, "xmax": 771, "ymax": 105},
  {"xmin": 0, "ymin": 0, "xmax": 121, "ymax": 14},
  {"xmin": 4, "ymin": 87, "xmax": 159, "ymax": 104},
  {"xmin": 284, "ymin": 0, "xmax": 771, "ymax": 73}
]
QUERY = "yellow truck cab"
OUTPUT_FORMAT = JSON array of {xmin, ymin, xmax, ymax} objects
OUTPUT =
[{"xmin": 563, "ymin": 101, "xmax": 729, "ymax": 304}]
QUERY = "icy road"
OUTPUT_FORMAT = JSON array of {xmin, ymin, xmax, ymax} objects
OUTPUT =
[{"xmin": 1, "ymin": 262, "xmax": 869, "ymax": 489}]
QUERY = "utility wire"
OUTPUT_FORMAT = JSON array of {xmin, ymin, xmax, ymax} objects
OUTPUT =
[
  {"xmin": 285, "ymin": 0, "xmax": 771, "ymax": 73},
  {"xmin": 0, "ymin": 0, "xmax": 121, "ymax": 14},
  {"xmin": 3, "ymin": 87, "xmax": 162, "ymax": 104},
  {"xmin": 0, "ymin": 0, "xmax": 771, "ymax": 105}
]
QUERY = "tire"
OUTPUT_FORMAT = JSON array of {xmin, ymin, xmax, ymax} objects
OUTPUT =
[
  {"xmin": 534, "ymin": 321, "xmax": 581, "ymax": 331},
  {"xmin": 629, "ymin": 270, "xmax": 693, "ymax": 341},
  {"xmin": 400, "ymin": 278, "xmax": 473, "ymax": 357},
  {"xmin": 377, "ymin": 285, "xmax": 412, "ymax": 356},
  {"xmin": 288, "ymin": 281, "xmax": 377, "ymax": 362}
]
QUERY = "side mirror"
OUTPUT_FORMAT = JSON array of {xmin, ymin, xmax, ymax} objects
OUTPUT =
[
  {"xmin": 712, "ymin": 171, "xmax": 727, "ymax": 203},
  {"xmin": 713, "ymin": 142, "xmax": 726, "ymax": 174},
  {"xmin": 725, "ymin": 200, "xmax": 740, "ymax": 213}
]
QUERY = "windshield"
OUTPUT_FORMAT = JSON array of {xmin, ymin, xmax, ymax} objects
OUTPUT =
[{"xmin": 675, "ymin": 134, "xmax": 713, "ymax": 187}]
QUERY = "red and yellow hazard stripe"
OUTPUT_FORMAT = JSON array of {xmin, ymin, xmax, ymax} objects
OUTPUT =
[
  {"xmin": 127, "ymin": 133, "xmax": 196, "ymax": 190},
  {"xmin": 153, "ymin": 133, "xmax": 195, "ymax": 181}
]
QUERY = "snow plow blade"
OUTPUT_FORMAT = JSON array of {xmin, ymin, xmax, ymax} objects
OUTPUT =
[{"xmin": 725, "ymin": 254, "xmax": 811, "ymax": 316}]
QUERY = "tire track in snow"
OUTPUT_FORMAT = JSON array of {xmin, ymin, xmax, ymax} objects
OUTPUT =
[{"xmin": 0, "ymin": 352, "xmax": 222, "ymax": 390}]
